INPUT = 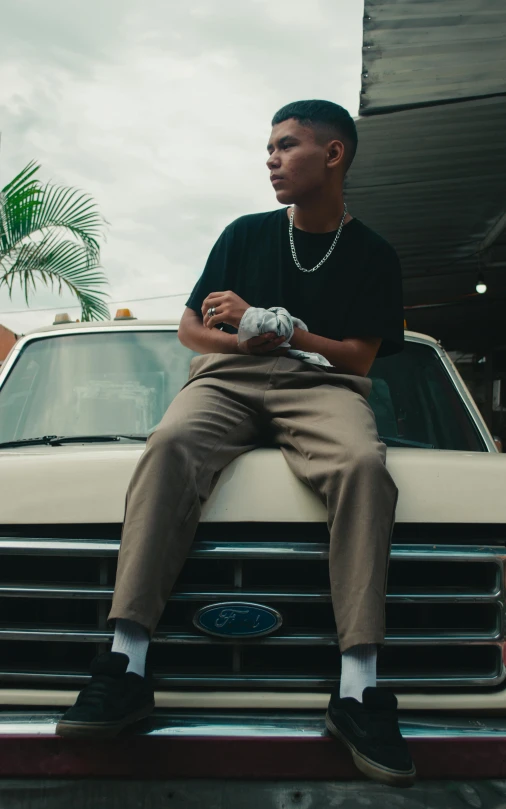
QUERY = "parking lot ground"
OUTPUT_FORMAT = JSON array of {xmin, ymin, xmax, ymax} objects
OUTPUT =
[{"xmin": 2, "ymin": 779, "xmax": 506, "ymax": 809}]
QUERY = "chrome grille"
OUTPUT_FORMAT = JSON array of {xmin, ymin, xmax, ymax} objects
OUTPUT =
[{"xmin": 0, "ymin": 525, "xmax": 504, "ymax": 691}]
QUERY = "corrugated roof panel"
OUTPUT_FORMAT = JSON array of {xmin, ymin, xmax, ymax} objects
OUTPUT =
[
  {"xmin": 362, "ymin": 0, "xmax": 506, "ymax": 113},
  {"xmin": 346, "ymin": 96, "xmax": 506, "ymax": 307}
]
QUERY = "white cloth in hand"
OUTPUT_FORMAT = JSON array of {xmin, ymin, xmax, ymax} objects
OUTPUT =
[{"xmin": 237, "ymin": 306, "xmax": 331, "ymax": 367}]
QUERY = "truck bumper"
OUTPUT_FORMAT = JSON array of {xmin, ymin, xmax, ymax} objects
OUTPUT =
[{"xmin": 1, "ymin": 711, "xmax": 506, "ymax": 780}]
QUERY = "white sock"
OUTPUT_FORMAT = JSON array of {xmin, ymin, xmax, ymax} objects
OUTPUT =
[
  {"xmin": 339, "ymin": 644, "xmax": 377, "ymax": 702},
  {"xmin": 111, "ymin": 618, "xmax": 150, "ymax": 678}
]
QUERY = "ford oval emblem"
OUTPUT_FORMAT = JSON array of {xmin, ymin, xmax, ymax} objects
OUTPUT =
[{"xmin": 193, "ymin": 601, "xmax": 283, "ymax": 639}]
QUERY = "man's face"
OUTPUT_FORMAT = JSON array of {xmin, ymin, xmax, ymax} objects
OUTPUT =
[{"xmin": 266, "ymin": 118, "xmax": 330, "ymax": 205}]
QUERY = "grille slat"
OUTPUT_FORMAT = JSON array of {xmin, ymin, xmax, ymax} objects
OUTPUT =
[
  {"xmin": 0, "ymin": 585, "xmax": 112, "ymax": 599},
  {"xmin": 0, "ymin": 538, "xmax": 503, "ymax": 562},
  {"xmin": 0, "ymin": 586, "xmax": 500, "ymax": 603},
  {"xmin": 0, "ymin": 670, "xmax": 501, "ymax": 689},
  {"xmin": 0, "ymin": 539, "xmax": 332, "ymax": 559},
  {"xmin": 0, "ymin": 528, "xmax": 504, "ymax": 692},
  {"xmin": 0, "ymin": 628, "xmax": 500, "ymax": 644}
]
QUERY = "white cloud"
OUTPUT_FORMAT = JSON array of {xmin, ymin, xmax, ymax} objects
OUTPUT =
[{"xmin": 0, "ymin": 0, "xmax": 363, "ymax": 334}]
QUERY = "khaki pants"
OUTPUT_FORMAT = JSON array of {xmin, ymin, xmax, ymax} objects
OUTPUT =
[{"xmin": 109, "ymin": 353, "xmax": 398, "ymax": 653}]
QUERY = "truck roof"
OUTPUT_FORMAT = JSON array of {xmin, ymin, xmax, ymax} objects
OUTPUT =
[
  {"xmin": 28, "ymin": 319, "xmax": 181, "ymax": 333},
  {"xmin": 25, "ymin": 319, "xmax": 437, "ymax": 345}
]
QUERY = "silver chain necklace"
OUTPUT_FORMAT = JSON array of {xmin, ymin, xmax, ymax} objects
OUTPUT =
[{"xmin": 289, "ymin": 203, "xmax": 348, "ymax": 273}]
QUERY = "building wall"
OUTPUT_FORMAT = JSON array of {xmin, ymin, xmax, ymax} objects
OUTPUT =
[{"xmin": 0, "ymin": 325, "xmax": 18, "ymax": 362}]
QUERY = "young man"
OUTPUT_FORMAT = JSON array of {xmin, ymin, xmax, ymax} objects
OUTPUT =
[{"xmin": 57, "ymin": 99, "xmax": 415, "ymax": 787}]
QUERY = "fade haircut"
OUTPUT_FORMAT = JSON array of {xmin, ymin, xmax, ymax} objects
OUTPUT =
[{"xmin": 271, "ymin": 100, "xmax": 358, "ymax": 173}]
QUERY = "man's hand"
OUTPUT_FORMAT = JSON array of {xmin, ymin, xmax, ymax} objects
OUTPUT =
[
  {"xmin": 238, "ymin": 334, "xmax": 289, "ymax": 356},
  {"xmin": 202, "ymin": 291, "xmax": 250, "ymax": 330},
  {"xmin": 201, "ymin": 291, "xmax": 288, "ymax": 356}
]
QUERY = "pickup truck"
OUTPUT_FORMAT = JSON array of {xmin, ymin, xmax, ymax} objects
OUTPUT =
[{"xmin": 0, "ymin": 313, "xmax": 505, "ymax": 783}]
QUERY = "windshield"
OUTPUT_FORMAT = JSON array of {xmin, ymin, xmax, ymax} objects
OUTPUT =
[
  {"xmin": 369, "ymin": 341, "xmax": 485, "ymax": 451},
  {"xmin": 0, "ymin": 331, "xmax": 486, "ymax": 451},
  {"xmin": 0, "ymin": 331, "xmax": 196, "ymax": 444}
]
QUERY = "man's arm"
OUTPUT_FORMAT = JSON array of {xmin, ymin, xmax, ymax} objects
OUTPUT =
[
  {"xmin": 290, "ymin": 327, "xmax": 381, "ymax": 376},
  {"xmin": 178, "ymin": 306, "xmax": 287, "ymax": 356},
  {"xmin": 190, "ymin": 290, "xmax": 381, "ymax": 371},
  {"xmin": 178, "ymin": 307, "xmax": 238, "ymax": 354}
]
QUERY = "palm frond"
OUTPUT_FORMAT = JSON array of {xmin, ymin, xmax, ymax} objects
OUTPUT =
[
  {"xmin": 0, "ymin": 161, "xmax": 40, "ymax": 196},
  {"xmin": 0, "ymin": 231, "xmax": 110, "ymax": 321},
  {"xmin": 0, "ymin": 161, "xmax": 109, "ymax": 320},
  {"xmin": 0, "ymin": 162, "xmax": 43, "ymax": 251},
  {"xmin": 0, "ymin": 162, "xmax": 105, "ymax": 256}
]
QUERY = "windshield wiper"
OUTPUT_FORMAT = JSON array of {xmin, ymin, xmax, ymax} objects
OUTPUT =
[
  {"xmin": 379, "ymin": 435, "xmax": 435, "ymax": 449},
  {"xmin": 0, "ymin": 433, "xmax": 436, "ymax": 450},
  {"xmin": 0, "ymin": 436, "xmax": 58, "ymax": 449},
  {"xmin": 51, "ymin": 434, "xmax": 148, "ymax": 445},
  {"xmin": 0, "ymin": 434, "xmax": 148, "ymax": 449}
]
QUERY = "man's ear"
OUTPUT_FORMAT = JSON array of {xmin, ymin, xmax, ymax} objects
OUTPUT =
[{"xmin": 327, "ymin": 139, "xmax": 346, "ymax": 169}]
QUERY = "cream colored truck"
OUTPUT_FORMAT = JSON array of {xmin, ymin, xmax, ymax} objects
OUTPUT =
[{"xmin": 0, "ymin": 314, "xmax": 504, "ymax": 743}]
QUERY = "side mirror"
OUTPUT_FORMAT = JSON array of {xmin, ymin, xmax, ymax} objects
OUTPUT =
[{"xmin": 493, "ymin": 436, "xmax": 503, "ymax": 453}]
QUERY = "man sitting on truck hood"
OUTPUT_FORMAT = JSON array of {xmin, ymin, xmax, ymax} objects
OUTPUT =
[{"xmin": 57, "ymin": 99, "xmax": 415, "ymax": 788}]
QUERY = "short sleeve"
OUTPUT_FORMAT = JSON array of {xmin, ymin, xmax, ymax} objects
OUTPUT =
[
  {"xmin": 185, "ymin": 225, "xmax": 235, "ymax": 316},
  {"xmin": 342, "ymin": 242, "xmax": 404, "ymax": 357}
]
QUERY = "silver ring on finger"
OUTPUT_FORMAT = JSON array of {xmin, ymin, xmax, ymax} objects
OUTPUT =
[{"xmin": 208, "ymin": 306, "xmax": 216, "ymax": 317}]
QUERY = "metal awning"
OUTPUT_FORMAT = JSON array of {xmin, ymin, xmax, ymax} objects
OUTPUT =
[
  {"xmin": 361, "ymin": 0, "xmax": 506, "ymax": 114},
  {"xmin": 346, "ymin": 0, "xmax": 506, "ymax": 350}
]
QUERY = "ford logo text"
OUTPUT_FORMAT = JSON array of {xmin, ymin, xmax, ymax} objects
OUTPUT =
[{"xmin": 193, "ymin": 602, "xmax": 283, "ymax": 639}]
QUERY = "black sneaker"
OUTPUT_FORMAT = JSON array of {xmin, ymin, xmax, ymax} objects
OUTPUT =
[
  {"xmin": 56, "ymin": 652, "xmax": 155, "ymax": 738},
  {"xmin": 326, "ymin": 686, "xmax": 416, "ymax": 787}
]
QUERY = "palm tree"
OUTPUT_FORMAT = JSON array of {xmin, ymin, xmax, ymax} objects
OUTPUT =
[{"xmin": 0, "ymin": 161, "xmax": 109, "ymax": 320}]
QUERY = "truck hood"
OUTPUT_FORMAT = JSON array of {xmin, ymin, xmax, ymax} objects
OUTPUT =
[{"xmin": 0, "ymin": 444, "xmax": 504, "ymax": 524}]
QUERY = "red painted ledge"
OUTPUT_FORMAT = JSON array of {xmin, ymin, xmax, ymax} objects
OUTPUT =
[{"xmin": 0, "ymin": 735, "xmax": 503, "ymax": 780}]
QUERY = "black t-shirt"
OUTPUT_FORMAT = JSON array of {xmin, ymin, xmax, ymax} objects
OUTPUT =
[{"xmin": 186, "ymin": 207, "xmax": 404, "ymax": 357}]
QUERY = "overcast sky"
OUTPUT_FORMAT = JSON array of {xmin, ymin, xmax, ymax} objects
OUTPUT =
[{"xmin": 0, "ymin": 0, "xmax": 363, "ymax": 335}]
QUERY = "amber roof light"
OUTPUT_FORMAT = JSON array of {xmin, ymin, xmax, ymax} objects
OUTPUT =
[
  {"xmin": 53, "ymin": 313, "xmax": 72, "ymax": 325},
  {"xmin": 114, "ymin": 308, "xmax": 136, "ymax": 320}
]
